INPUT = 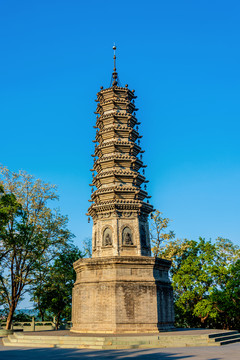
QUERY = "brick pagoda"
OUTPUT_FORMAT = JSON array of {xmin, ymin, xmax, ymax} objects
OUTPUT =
[{"xmin": 71, "ymin": 47, "xmax": 174, "ymax": 333}]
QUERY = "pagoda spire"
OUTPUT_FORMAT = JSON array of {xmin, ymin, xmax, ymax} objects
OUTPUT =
[{"xmin": 111, "ymin": 44, "xmax": 119, "ymax": 87}]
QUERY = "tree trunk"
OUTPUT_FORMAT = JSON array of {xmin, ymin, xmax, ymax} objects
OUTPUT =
[
  {"xmin": 56, "ymin": 312, "xmax": 61, "ymax": 330},
  {"xmin": 5, "ymin": 304, "xmax": 16, "ymax": 330},
  {"xmin": 39, "ymin": 308, "xmax": 45, "ymax": 322}
]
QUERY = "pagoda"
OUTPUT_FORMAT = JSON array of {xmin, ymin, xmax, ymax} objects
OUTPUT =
[
  {"xmin": 71, "ymin": 47, "xmax": 174, "ymax": 334},
  {"xmin": 89, "ymin": 46, "xmax": 153, "ymax": 258}
]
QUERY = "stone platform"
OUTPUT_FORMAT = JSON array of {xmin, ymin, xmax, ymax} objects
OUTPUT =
[
  {"xmin": 2, "ymin": 329, "xmax": 240, "ymax": 349},
  {"xmin": 71, "ymin": 256, "xmax": 174, "ymax": 333}
]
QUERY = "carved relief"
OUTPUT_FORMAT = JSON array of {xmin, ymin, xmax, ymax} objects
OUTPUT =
[
  {"xmin": 105, "ymin": 212, "xmax": 111, "ymax": 218},
  {"xmin": 103, "ymin": 227, "xmax": 112, "ymax": 246},
  {"xmin": 122, "ymin": 227, "xmax": 133, "ymax": 245},
  {"xmin": 123, "ymin": 211, "xmax": 132, "ymax": 217}
]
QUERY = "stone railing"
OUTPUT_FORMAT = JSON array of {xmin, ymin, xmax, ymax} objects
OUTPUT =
[
  {"xmin": 0, "ymin": 317, "xmax": 55, "ymax": 331},
  {"xmin": 1, "ymin": 317, "xmax": 72, "ymax": 332}
]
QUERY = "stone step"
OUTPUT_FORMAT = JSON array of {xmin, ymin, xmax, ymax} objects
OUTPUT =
[
  {"xmin": 13, "ymin": 337, "xmax": 105, "ymax": 345},
  {"xmin": 3, "ymin": 337, "xmax": 105, "ymax": 349},
  {"xmin": 137, "ymin": 342, "xmax": 221, "ymax": 348},
  {"xmin": 12, "ymin": 339, "xmax": 105, "ymax": 346},
  {"xmin": 55, "ymin": 344, "xmax": 106, "ymax": 349},
  {"xmin": 13, "ymin": 333, "xmax": 212, "ymax": 345},
  {"xmin": 208, "ymin": 334, "xmax": 240, "ymax": 343},
  {"xmin": 3, "ymin": 330, "xmax": 240, "ymax": 350},
  {"xmin": 99, "ymin": 341, "xmax": 220, "ymax": 349},
  {"xmin": 148, "ymin": 340, "xmax": 220, "ymax": 347},
  {"xmin": 109, "ymin": 338, "xmax": 210, "ymax": 346},
  {"xmin": 5, "ymin": 337, "xmax": 218, "ymax": 349},
  {"xmin": 219, "ymin": 337, "xmax": 240, "ymax": 346},
  {"xmin": 13, "ymin": 333, "xmax": 106, "ymax": 342},
  {"xmin": 2, "ymin": 338, "xmax": 54, "ymax": 348},
  {"xmin": 101, "ymin": 344, "xmax": 143, "ymax": 350},
  {"xmin": 57, "ymin": 343, "xmax": 140, "ymax": 349},
  {"xmin": 110, "ymin": 336, "xmax": 206, "ymax": 343},
  {"xmin": 208, "ymin": 331, "xmax": 239, "ymax": 338},
  {"xmin": 3, "ymin": 338, "xmax": 221, "ymax": 350},
  {"xmin": 7, "ymin": 335, "xmax": 18, "ymax": 343},
  {"xmin": 9, "ymin": 337, "xmax": 106, "ymax": 346}
]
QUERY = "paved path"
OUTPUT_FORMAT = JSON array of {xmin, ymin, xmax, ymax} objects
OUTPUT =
[{"xmin": 1, "ymin": 340, "xmax": 240, "ymax": 360}]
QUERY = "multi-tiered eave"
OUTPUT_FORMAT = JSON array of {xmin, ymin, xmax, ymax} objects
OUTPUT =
[{"xmin": 88, "ymin": 85, "xmax": 153, "ymax": 220}]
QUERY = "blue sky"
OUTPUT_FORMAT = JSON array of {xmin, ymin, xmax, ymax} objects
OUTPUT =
[{"xmin": 1, "ymin": 0, "xmax": 240, "ymax": 251}]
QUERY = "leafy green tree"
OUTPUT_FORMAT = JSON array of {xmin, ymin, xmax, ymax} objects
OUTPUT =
[
  {"xmin": 209, "ymin": 258, "xmax": 240, "ymax": 330},
  {"xmin": 150, "ymin": 211, "xmax": 240, "ymax": 330},
  {"xmin": 150, "ymin": 210, "xmax": 175, "ymax": 257},
  {"xmin": 31, "ymin": 244, "xmax": 82, "ymax": 329},
  {"xmin": 0, "ymin": 185, "xmax": 21, "ymax": 236},
  {"xmin": 0, "ymin": 166, "xmax": 74, "ymax": 329},
  {"xmin": 0, "ymin": 185, "xmax": 22, "ymax": 309},
  {"xmin": 160, "ymin": 237, "xmax": 240, "ymax": 329}
]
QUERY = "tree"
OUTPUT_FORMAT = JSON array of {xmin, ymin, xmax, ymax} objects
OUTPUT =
[
  {"xmin": 169, "ymin": 238, "xmax": 221, "ymax": 327},
  {"xmin": 159, "ymin": 237, "xmax": 240, "ymax": 329},
  {"xmin": 150, "ymin": 211, "xmax": 240, "ymax": 330},
  {"xmin": 0, "ymin": 185, "xmax": 22, "ymax": 309},
  {"xmin": 0, "ymin": 184, "xmax": 21, "ymax": 235},
  {"xmin": 150, "ymin": 210, "xmax": 175, "ymax": 257},
  {"xmin": 83, "ymin": 237, "xmax": 92, "ymax": 258},
  {"xmin": 209, "ymin": 257, "xmax": 240, "ymax": 330},
  {"xmin": 0, "ymin": 166, "xmax": 74, "ymax": 329},
  {"xmin": 31, "ymin": 244, "xmax": 83, "ymax": 329}
]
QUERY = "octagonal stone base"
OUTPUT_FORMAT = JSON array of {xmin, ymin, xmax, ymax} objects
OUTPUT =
[{"xmin": 71, "ymin": 256, "xmax": 174, "ymax": 334}]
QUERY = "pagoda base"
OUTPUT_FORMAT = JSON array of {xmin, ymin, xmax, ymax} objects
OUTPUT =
[{"xmin": 71, "ymin": 256, "xmax": 174, "ymax": 334}]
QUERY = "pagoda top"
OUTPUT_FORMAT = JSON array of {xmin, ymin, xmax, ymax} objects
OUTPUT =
[
  {"xmin": 97, "ymin": 86, "xmax": 136, "ymax": 99},
  {"xmin": 98, "ymin": 45, "xmax": 137, "ymax": 96},
  {"xmin": 110, "ymin": 45, "xmax": 120, "ymax": 87}
]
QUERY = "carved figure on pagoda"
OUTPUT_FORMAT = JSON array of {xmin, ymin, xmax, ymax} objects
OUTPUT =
[{"xmin": 122, "ymin": 227, "xmax": 133, "ymax": 245}]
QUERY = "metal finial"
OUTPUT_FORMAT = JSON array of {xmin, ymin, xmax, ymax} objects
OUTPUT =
[
  {"xmin": 111, "ymin": 44, "xmax": 119, "ymax": 87},
  {"xmin": 113, "ymin": 44, "xmax": 116, "ymax": 71}
]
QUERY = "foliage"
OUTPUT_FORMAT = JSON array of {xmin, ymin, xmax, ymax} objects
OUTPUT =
[
  {"xmin": 150, "ymin": 210, "xmax": 175, "ymax": 257},
  {"xmin": 160, "ymin": 237, "xmax": 240, "ymax": 329},
  {"xmin": 0, "ymin": 185, "xmax": 22, "ymax": 308},
  {"xmin": 12, "ymin": 312, "xmax": 32, "ymax": 323},
  {"xmin": 209, "ymin": 258, "xmax": 240, "ymax": 330},
  {"xmin": 31, "ymin": 244, "xmax": 82, "ymax": 328},
  {"xmin": 0, "ymin": 184, "xmax": 21, "ymax": 236},
  {"xmin": 83, "ymin": 237, "xmax": 92, "ymax": 258},
  {"xmin": 150, "ymin": 210, "xmax": 240, "ymax": 330},
  {"xmin": 0, "ymin": 165, "xmax": 74, "ymax": 329}
]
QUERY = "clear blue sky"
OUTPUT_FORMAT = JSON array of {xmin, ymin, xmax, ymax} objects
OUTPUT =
[{"xmin": 1, "ymin": 0, "xmax": 240, "ymax": 250}]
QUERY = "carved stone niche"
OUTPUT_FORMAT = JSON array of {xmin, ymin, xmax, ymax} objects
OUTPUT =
[
  {"xmin": 122, "ymin": 226, "xmax": 133, "ymax": 246},
  {"xmin": 103, "ymin": 227, "xmax": 112, "ymax": 247}
]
